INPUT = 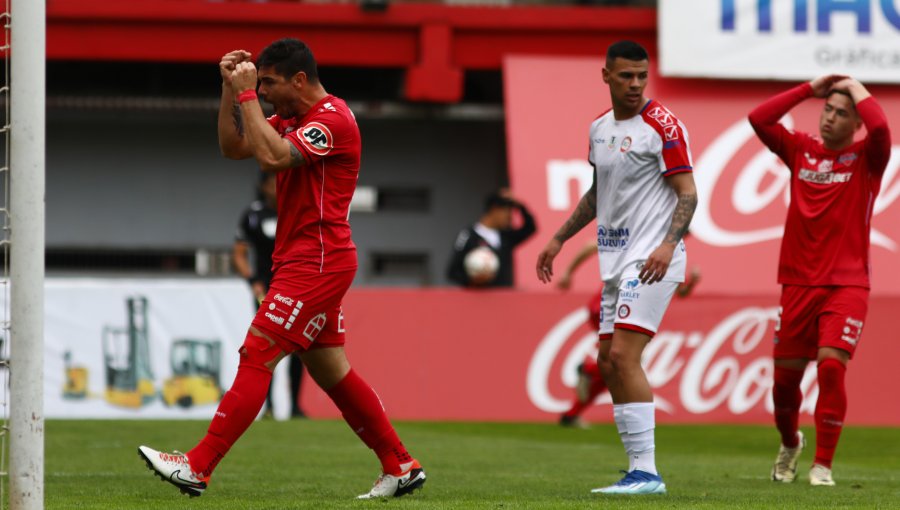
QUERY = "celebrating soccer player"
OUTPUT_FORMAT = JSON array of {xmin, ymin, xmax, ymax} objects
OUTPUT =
[
  {"xmin": 535, "ymin": 40, "xmax": 697, "ymax": 495},
  {"xmin": 138, "ymin": 38, "xmax": 426, "ymax": 499},
  {"xmin": 748, "ymin": 75, "xmax": 891, "ymax": 487}
]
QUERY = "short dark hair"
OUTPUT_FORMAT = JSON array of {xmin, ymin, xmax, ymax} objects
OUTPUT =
[
  {"xmin": 605, "ymin": 40, "xmax": 649, "ymax": 68},
  {"xmin": 827, "ymin": 88, "xmax": 856, "ymax": 109},
  {"xmin": 257, "ymin": 38, "xmax": 319, "ymax": 83},
  {"xmin": 484, "ymin": 192, "xmax": 514, "ymax": 213}
]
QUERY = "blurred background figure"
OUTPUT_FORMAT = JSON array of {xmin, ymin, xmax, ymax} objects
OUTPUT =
[
  {"xmin": 446, "ymin": 189, "xmax": 536, "ymax": 288},
  {"xmin": 233, "ymin": 171, "xmax": 305, "ymax": 419}
]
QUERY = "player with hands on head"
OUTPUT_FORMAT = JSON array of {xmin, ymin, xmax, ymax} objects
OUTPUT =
[
  {"xmin": 138, "ymin": 38, "xmax": 426, "ymax": 500},
  {"xmin": 536, "ymin": 40, "xmax": 697, "ymax": 496},
  {"xmin": 748, "ymin": 73, "xmax": 890, "ymax": 487}
]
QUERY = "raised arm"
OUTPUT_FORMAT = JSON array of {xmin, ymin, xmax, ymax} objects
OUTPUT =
[
  {"xmin": 833, "ymin": 78, "xmax": 892, "ymax": 173},
  {"xmin": 231, "ymin": 62, "xmax": 306, "ymax": 173},
  {"xmin": 217, "ymin": 50, "xmax": 254, "ymax": 160},
  {"xmin": 535, "ymin": 174, "xmax": 597, "ymax": 284}
]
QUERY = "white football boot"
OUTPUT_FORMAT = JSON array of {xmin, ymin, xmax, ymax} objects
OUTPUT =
[
  {"xmin": 357, "ymin": 460, "xmax": 426, "ymax": 499},
  {"xmin": 138, "ymin": 446, "xmax": 209, "ymax": 497},
  {"xmin": 771, "ymin": 430, "xmax": 805, "ymax": 483},
  {"xmin": 809, "ymin": 463, "xmax": 836, "ymax": 486}
]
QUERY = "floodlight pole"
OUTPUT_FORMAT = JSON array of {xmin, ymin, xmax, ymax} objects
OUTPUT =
[{"xmin": 9, "ymin": 0, "xmax": 46, "ymax": 508}]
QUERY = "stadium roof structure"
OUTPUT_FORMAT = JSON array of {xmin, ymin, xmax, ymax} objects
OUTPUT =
[{"xmin": 46, "ymin": 0, "xmax": 655, "ymax": 103}]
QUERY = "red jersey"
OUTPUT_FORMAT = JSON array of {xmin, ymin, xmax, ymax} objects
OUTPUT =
[
  {"xmin": 267, "ymin": 95, "xmax": 360, "ymax": 274},
  {"xmin": 748, "ymin": 83, "xmax": 891, "ymax": 288}
]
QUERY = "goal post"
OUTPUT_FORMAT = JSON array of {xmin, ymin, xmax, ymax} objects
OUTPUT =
[{"xmin": 8, "ymin": 0, "xmax": 46, "ymax": 507}]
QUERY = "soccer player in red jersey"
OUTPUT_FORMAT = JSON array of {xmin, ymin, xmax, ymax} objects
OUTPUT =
[
  {"xmin": 138, "ymin": 38, "xmax": 426, "ymax": 499},
  {"xmin": 748, "ymin": 75, "xmax": 891, "ymax": 487}
]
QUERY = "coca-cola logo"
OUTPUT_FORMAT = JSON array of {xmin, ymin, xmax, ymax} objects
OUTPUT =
[
  {"xmin": 526, "ymin": 306, "xmax": 820, "ymax": 417},
  {"xmin": 692, "ymin": 116, "xmax": 900, "ymax": 250}
]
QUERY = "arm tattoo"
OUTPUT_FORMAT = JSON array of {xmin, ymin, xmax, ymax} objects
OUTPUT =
[
  {"xmin": 232, "ymin": 104, "xmax": 244, "ymax": 136},
  {"xmin": 288, "ymin": 143, "xmax": 306, "ymax": 168},
  {"xmin": 553, "ymin": 183, "xmax": 597, "ymax": 243},
  {"xmin": 664, "ymin": 193, "xmax": 698, "ymax": 244}
]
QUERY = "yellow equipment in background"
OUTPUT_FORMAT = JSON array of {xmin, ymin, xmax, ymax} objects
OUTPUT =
[
  {"xmin": 103, "ymin": 296, "xmax": 156, "ymax": 408},
  {"xmin": 62, "ymin": 351, "xmax": 89, "ymax": 400},
  {"xmin": 162, "ymin": 339, "xmax": 222, "ymax": 408}
]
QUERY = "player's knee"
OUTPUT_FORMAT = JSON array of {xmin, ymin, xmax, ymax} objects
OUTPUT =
[{"xmin": 239, "ymin": 329, "xmax": 285, "ymax": 372}]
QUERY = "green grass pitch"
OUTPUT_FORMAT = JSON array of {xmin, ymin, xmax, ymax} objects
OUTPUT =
[{"xmin": 44, "ymin": 419, "xmax": 900, "ymax": 509}]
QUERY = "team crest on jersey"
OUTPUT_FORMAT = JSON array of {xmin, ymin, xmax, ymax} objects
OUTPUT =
[
  {"xmin": 617, "ymin": 305, "xmax": 631, "ymax": 319},
  {"xmin": 620, "ymin": 136, "xmax": 632, "ymax": 152},
  {"xmin": 838, "ymin": 152, "xmax": 858, "ymax": 165},
  {"xmin": 297, "ymin": 122, "xmax": 333, "ymax": 156}
]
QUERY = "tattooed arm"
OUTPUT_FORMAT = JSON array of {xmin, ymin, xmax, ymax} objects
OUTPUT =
[
  {"xmin": 536, "ymin": 174, "xmax": 597, "ymax": 284},
  {"xmin": 218, "ymin": 50, "xmax": 254, "ymax": 160},
  {"xmin": 639, "ymin": 172, "xmax": 698, "ymax": 284}
]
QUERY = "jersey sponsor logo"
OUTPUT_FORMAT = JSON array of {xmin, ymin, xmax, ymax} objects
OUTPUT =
[
  {"xmin": 620, "ymin": 136, "xmax": 633, "ymax": 153},
  {"xmin": 817, "ymin": 159, "xmax": 833, "ymax": 172},
  {"xmin": 274, "ymin": 294, "xmax": 294, "ymax": 307},
  {"xmin": 620, "ymin": 279, "xmax": 641, "ymax": 301},
  {"xmin": 265, "ymin": 312, "xmax": 285, "ymax": 325},
  {"xmin": 664, "ymin": 140, "xmax": 681, "ymax": 149},
  {"xmin": 617, "ymin": 304, "xmax": 631, "ymax": 319},
  {"xmin": 798, "ymin": 169, "xmax": 852, "ymax": 184},
  {"xmin": 597, "ymin": 225, "xmax": 630, "ymax": 251},
  {"xmin": 297, "ymin": 122, "xmax": 333, "ymax": 156},
  {"xmin": 607, "ymin": 135, "xmax": 617, "ymax": 150}
]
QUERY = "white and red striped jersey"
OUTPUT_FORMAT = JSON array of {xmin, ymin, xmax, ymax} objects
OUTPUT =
[
  {"xmin": 267, "ymin": 95, "xmax": 359, "ymax": 274},
  {"xmin": 588, "ymin": 99, "xmax": 693, "ymax": 283}
]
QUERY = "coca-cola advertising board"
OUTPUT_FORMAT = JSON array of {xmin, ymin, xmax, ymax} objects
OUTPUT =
[
  {"xmin": 298, "ymin": 290, "xmax": 900, "ymax": 425},
  {"xmin": 503, "ymin": 56, "xmax": 900, "ymax": 295}
]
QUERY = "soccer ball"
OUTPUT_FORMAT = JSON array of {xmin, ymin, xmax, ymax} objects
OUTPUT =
[{"xmin": 464, "ymin": 246, "xmax": 499, "ymax": 283}]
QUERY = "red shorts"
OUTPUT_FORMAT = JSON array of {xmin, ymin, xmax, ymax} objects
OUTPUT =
[
  {"xmin": 250, "ymin": 267, "xmax": 356, "ymax": 353},
  {"xmin": 774, "ymin": 285, "xmax": 868, "ymax": 360}
]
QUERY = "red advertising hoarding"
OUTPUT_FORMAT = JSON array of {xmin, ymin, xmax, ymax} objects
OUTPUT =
[
  {"xmin": 299, "ymin": 290, "xmax": 900, "ymax": 426},
  {"xmin": 503, "ymin": 56, "xmax": 900, "ymax": 296}
]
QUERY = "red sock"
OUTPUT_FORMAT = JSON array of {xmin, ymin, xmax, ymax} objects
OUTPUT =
[
  {"xmin": 773, "ymin": 366, "xmax": 804, "ymax": 448},
  {"xmin": 187, "ymin": 337, "xmax": 275, "ymax": 477},
  {"xmin": 814, "ymin": 358, "xmax": 847, "ymax": 468},
  {"xmin": 562, "ymin": 374, "xmax": 607, "ymax": 419},
  {"xmin": 327, "ymin": 369, "xmax": 412, "ymax": 475}
]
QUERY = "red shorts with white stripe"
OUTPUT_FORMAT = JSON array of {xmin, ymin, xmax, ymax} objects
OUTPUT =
[
  {"xmin": 250, "ymin": 266, "xmax": 356, "ymax": 353},
  {"xmin": 598, "ymin": 277, "xmax": 678, "ymax": 341},
  {"xmin": 774, "ymin": 285, "xmax": 868, "ymax": 360}
]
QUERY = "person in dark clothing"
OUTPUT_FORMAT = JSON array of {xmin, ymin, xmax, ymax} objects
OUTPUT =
[
  {"xmin": 233, "ymin": 171, "xmax": 306, "ymax": 419},
  {"xmin": 447, "ymin": 189, "xmax": 536, "ymax": 288}
]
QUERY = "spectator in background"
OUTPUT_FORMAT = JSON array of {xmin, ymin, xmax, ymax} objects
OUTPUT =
[
  {"xmin": 233, "ymin": 171, "xmax": 306, "ymax": 419},
  {"xmin": 447, "ymin": 189, "xmax": 536, "ymax": 288}
]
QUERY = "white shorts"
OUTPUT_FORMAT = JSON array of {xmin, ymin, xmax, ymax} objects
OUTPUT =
[{"xmin": 598, "ymin": 277, "xmax": 678, "ymax": 339}]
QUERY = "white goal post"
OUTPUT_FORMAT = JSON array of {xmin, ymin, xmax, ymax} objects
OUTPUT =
[{"xmin": 8, "ymin": 0, "xmax": 45, "ymax": 508}]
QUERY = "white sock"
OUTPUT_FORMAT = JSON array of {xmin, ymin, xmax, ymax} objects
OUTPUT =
[
  {"xmin": 613, "ymin": 404, "xmax": 634, "ymax": 471},
  {"xmin": 622, "ymin": 402, "xmax": 657, "ymax": 475}
]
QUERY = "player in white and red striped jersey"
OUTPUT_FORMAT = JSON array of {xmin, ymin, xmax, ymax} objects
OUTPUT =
[
  {"xmin": 536, "ymin": 40, "xmax": 698, "ymax": 496},
  {"xmin": 138, "ymin": 38, "xmax": 425, "ymax": 500},
  {"xmin": 749, "ymin": 75, "xmax": 891, "ymax": 487}
]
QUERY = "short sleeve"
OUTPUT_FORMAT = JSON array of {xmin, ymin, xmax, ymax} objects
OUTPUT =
[{"xmin": 285, "ymin": 110, "xmax": 349, "ymax": 165}]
